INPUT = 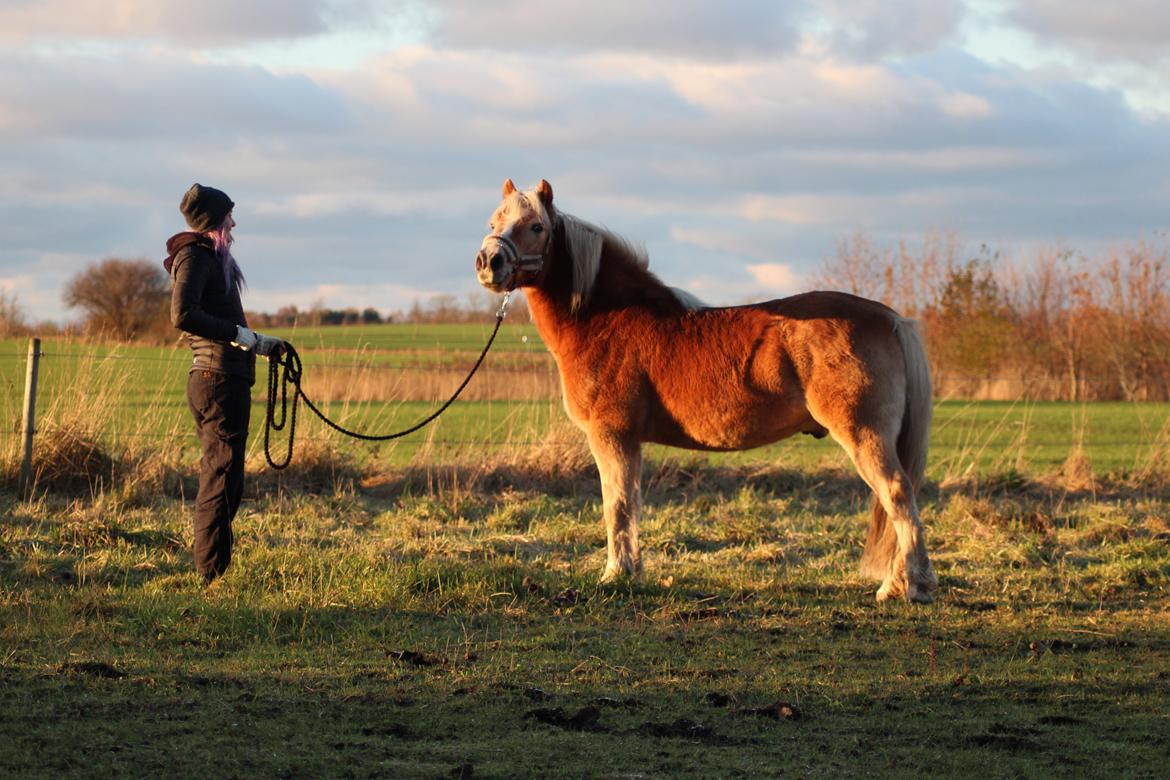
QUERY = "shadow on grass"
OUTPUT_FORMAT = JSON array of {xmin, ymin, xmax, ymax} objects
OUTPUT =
[{"xmin": 365, "ymin": 460, "xmax": 875, "ymax": 516}]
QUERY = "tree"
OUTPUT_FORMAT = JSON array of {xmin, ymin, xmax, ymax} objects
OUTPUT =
[
  {"xmin": 63, "ymin": 258, "xmax": 171, "ymax": 342},
  {"xmin": 0, "ymin": 288, "xmax": 28, "ymax": 337},
  {"xmin": 922, "ymin": 255, "xmax": 1019, "ymax": 394}
]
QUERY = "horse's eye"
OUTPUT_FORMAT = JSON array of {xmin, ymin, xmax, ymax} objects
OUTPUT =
[{"xmin": 531, "ymin": 223, "xmax": 544, "ymax": 234}]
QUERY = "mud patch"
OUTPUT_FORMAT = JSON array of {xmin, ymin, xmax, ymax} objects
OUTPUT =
[
  {"xmin": 965, "ymin": 722, "xmax": 1043, "ymax": 751},
  {"xmin": 524, "ymin": 706, "xmax": 602, "ymax": 732}
]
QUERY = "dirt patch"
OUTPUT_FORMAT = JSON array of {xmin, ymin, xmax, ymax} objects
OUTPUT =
[{"xmin": 524, "ymin": 706, "xmax": 602, "ymax": 732}]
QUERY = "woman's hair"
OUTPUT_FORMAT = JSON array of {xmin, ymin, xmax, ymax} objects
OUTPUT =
[{"xmin": 207, "ymin": 214, "xmax": 244, "ymax": 292}]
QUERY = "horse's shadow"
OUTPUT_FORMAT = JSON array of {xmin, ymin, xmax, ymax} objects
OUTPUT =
[{"xmin": 370, "ymin": 458, "xmax": 879, "ymax": 519}]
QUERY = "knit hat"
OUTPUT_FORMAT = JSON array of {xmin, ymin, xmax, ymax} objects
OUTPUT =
[{"xmin": 180, "ymin": 183, "xmax": 234, "ymax": 232}]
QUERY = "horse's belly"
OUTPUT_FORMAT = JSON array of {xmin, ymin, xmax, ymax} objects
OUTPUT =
[{"xmin": 650, "ymin": 395, "xmax": 814, "ymax": 451}]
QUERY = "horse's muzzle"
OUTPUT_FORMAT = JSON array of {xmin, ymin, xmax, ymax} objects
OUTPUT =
[
  {"xmin": 475, "ymin": 247, "xmax": 510, "ymax": 290},
  {"xmin": 476, "ymin": 233, "xmax": 545, "ymax": 291},
  {"xmin": 475, "ymin": 248, "xmax": 505, "ymax": 275}
]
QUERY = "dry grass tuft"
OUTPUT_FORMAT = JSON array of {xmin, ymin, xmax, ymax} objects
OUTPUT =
[
  {"xmin": 1058, "ymin": 445, "xmax": 1097, "ymax": 492},
  {"xmin": 115, "ymin": 449, "xmax": 191, "ymax": 505},
  {"xmin": 248, "ymin": 439, "xmax": 364, "ymax": 496},
  {"xmin": 1131, "ymin": 416, "xmax": 1170, "ymax": 487},
  {"xmin": 359, "ymin": 422, "xmax": 598, "ymax": 501},
  {"xmin": 33, "ymin": 426, "xmax": 117, "ymax": 495},
  {"xmin": 501, "ymin": 420, "xmax": 595, "ymax": 480},
  {"xmin": 59, "ymin": 498, "xmax": 117, "ymax": 549}
]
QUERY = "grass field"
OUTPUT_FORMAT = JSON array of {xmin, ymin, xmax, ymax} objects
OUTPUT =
[{"xmin": 2, "ymin": 327, "xmax": 1169, "ymax": 778}]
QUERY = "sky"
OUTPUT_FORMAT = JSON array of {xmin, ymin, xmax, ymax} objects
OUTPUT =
[{"xmin": 1, "ymin": 0, "xmax": 1168, "ymax": 323}]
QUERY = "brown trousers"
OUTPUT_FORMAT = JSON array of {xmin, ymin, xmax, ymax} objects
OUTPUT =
[{"xmin": 186, "ymin": 369, "xmax": 251, "ymax": 579}]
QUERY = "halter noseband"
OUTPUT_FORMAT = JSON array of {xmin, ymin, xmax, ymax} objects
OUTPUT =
[{"xmin": 479, "ymin": 232, "xmax": 547, "ymax": 274}]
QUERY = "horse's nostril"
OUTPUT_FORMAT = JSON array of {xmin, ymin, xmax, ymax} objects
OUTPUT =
[
  {"xmin": 490, "ymin": 254, "xmax": 503, "ymax": 273},
  {"xmin": 475, "ymin": 250, "xmax": 488, "ymax": 272}
]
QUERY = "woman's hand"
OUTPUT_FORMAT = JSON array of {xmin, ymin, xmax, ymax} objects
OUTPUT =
[{"xmin": 232, "ymin": 326, "xmax": 284, "ymax": 357}]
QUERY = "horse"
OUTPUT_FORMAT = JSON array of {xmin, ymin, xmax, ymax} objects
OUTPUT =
[{"xmin": 475, "ymin": 179, "xmax": 937, "ymax": 603}]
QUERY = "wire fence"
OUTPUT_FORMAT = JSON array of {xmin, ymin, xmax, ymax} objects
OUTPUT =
[
  {"xmin": 0, "ymin": 341, "xmax": 569, "ymax": 458},
  {"xmin": 4, "ymin": 340, "xmax": 1170, "ymax": 476}
]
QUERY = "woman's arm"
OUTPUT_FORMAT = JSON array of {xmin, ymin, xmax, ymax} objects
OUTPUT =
[{"xmin": 170, "ymin": 248, "xmax": 238, "ymax": 341}]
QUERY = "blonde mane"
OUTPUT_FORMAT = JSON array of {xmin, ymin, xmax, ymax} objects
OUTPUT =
[
  {"xmin": 519, "ymin": 187, "xmax": 703, "ymax": 312},
  {"xmin": 560, "ymin": 212, "xmax": 646, "ymax": 312}
]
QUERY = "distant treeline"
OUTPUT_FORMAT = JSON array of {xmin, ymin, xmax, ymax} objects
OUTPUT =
[
  {"xmin": 815, "ymin": 232, "xmax": 1170, "ymax": 401},
  {"xmin": 245, "ymin": 292, "xmax": 529, "ymax": 328},
  {"xmin": 246, "ymin": 304, "xmax": 387, "ymax": 329}
]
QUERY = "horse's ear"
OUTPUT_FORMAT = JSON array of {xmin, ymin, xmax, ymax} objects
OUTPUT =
[
  {"xmin": 502, "ymin": 179, "xmax": 517, "ymax": 197},
  {"xmin": 536, "ymin": 179, "xmax": 554, "ymax": 206}
]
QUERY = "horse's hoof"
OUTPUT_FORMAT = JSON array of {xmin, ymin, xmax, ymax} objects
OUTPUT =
[
  {"xmin": 907, "ymin": 585, "xmax": 934, "ymax": 604},
  {"xmin": 875, "ymin": 580, "xmax": 902, "ymax": 602},
  {"xmin": 600, "ymin": 565, "xmax": 641, "ymax": 584}
]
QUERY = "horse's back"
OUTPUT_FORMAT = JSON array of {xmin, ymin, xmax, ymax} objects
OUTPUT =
[{"xmin": 756, "ymin": 290, "xmax": 901, "ymax": 326}]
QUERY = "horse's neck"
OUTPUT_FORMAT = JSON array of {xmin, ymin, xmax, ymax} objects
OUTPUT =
[
  {"xmin": 525, "ymin": 286, "xmax": 577, "ymax": 358},
  {"xmin": 522, "ymin": 217, "xmax": 581, "ymax": 355}
]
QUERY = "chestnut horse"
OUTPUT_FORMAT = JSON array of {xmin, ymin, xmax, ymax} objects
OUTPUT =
[{"xmin": 476, "ymin": 179, "xmax": 937, "ymax": 603}]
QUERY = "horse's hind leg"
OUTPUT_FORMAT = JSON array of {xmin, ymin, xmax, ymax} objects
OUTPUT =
[
  {"xmin": 586, "ymin": 430, "xmax": 644, "ymax": 581},
  {"xmin": 831, "ymin": 425, "xmax": 935, "ymax": 603}
]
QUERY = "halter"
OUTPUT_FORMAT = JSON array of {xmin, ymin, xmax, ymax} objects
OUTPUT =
[
  {"xmin": 479, "ymin": 197, "xmax": 554, "ymax": 289},
  {"xmin": 478, "ymin": 232, "xmax": 547, "ymax": 276}
]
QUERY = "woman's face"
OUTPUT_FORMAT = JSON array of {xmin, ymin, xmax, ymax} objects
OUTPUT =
[{"xmin": 225, "ymin": 212, "xmax": 236, "ymax": 240}]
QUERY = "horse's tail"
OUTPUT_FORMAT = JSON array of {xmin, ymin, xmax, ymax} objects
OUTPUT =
[{"xmin": 860, "ymin": 316, "xmax": 932, "ymax": 580}]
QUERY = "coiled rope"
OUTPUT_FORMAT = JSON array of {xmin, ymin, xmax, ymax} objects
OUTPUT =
[{"xmin": 264, "ymin": 292, "xmax": 511, "ymax": 469}]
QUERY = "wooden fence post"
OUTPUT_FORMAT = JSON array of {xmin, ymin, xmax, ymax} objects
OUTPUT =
[{"xmin": 18, "ymin": 337, "xmax": 41, "ymax": 497}]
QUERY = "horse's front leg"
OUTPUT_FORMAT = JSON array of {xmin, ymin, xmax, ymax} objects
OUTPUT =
[{"xmin": 587, "ymin": 430, "xmax": 644, "ymax": 582}]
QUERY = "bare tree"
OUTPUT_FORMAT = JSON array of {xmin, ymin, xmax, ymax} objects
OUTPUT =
[
  {"xmin": 63, "ymin": 258, "xmax": 171, "ymax": 342},
  {"xmin": 0, "ymin": 288, "xmax": 28, "ymax": 337},
  {"xmin": 815, "ymin": 230, "xmax": 888, "ymax": 300},
  {"xmin": 815, "ymin": 229, "xmax": 961, "ymax": 318},
  {"xmin": 1098, "ymin": 242, "xmax": 1170, "ymax": 400}
]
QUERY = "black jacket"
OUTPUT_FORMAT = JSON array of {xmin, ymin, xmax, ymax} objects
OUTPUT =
[{"xmin": 165, "ymin": 232, "xmax": 255, "ymax": 384}]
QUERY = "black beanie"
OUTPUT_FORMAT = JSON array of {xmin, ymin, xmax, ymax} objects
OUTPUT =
[{"xmin": 180, "ymin": 183, "xmax": 234, "ymax": 232}]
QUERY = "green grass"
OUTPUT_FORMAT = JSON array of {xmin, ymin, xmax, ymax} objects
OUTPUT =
[
  {"xmin": 2, "ymin": 326, "xmax": 1169, "ymax": 777},
  {"xmin": 2, "ymin": 466, "xmax": 1168, "ymax": 778}
]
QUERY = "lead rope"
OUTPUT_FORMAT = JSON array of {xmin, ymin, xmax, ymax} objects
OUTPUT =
[{"xmin": 264, "ymin": 292, "xmax": 512, "ymax": 469}]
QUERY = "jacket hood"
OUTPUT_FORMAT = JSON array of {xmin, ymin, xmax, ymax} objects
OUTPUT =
[{"xmin": 164, "ymin": 231, "xmax": 214, "ymax": 274}]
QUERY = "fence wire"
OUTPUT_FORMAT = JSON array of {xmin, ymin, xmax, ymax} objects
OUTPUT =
[{"xmin": 4, "ymin": 342, "xmax": 1170, "ymax": 459}]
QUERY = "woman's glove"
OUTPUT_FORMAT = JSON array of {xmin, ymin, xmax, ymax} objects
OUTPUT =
[
  {"xmin": 231, "ymin": 325, "xmax": 258, "ymax": 351},
  {"xmin": 232, "ymin": 326, "xmax": 284, "ymax": 357},
  {"xmin": 254, "ymin": 333, "xmax": 286, "ymax": 357}
]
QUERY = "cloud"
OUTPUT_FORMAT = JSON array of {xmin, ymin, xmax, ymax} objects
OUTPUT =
[
  {"xmin": 425, "ymin": 0, "xmax": 805, "ymax": 59},
  {"xmin": 813, "ymin": 0, "xmax": 966, "ymax": 59},
  {"xmin": 745, "ymin": 263, "xmax": 801, "ymax": 292},
  {"xmin": 0, "ymin": 0, "xmax": 402, "ymax": 47},
  {"xmin": 1008, "ymin": 0, "xmax": 1170, "ymax": 65},
  {"xmin": 0, "ymin": 50, "xmax": 350, "ymax": 143}
]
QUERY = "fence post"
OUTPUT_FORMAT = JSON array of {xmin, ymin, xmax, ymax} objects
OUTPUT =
[{"xmin": 18, "ymin": 337, "xmax": 41, "ymax": 497}]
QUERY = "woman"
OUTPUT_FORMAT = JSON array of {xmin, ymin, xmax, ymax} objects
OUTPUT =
[{"xmin": 164, "ymin": 183, "xmax": 283, "ymax": 584}]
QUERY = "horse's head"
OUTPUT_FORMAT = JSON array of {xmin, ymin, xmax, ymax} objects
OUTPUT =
[{"xmin": 476, "ymin": 178, "xmax": 555, "ymax": 293}]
